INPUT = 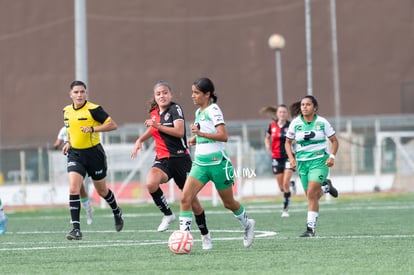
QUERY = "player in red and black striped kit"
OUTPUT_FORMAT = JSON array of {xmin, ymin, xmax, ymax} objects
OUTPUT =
[
  {"xmin": 131, "ymin": 81, "xmax": 212, "ymax": 249},
  {"xmin": 262, "ymin": 104, "xmax": 295, "ymax": 217}
]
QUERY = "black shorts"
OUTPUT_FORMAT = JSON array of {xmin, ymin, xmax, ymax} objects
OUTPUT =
[
  {"xmin": 153, "ymin": 155, "xmax": 192, "ymax": 190},
  {"xmin": 272, "ymin": 157, "xmax": 292, "ymax": 175},
  {"xmin": 67, "ymin": 144, "xmax": 107, "ymax": 180}
]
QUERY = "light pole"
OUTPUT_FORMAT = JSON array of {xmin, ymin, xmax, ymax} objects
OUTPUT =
[
  {"xmin": 268, "ymin": 34, "xmax": 285, "ymax": 105},
  {"xmin": 74, "ymin": 0, "xmax": 88, "ymax": 92},
  {"xmin": 304, "ymin": 0, "xmax": 313, "ymax": 95},
  {"xmin": 330, "ymin": 0, "xmax": 341, "ymax": 131}
]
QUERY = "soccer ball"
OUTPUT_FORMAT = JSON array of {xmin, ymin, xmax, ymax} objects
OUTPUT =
[{"xmin": 168, "ymin": 230, "xmax": 193, "ymax": 254}]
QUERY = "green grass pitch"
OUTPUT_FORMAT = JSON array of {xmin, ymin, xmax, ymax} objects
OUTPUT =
[{"xmin": 1, "ymin": 193, "xmax": 413, "ymax": 274}]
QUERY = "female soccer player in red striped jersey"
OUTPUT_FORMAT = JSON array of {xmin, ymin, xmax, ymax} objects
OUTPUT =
[
  {"xmin": 131, "ymin": 81, "xmax": 212, "ymax": 249},
  {"xmin": 262, "ymin": 105, "xmax": 294, "ymax": 217}
]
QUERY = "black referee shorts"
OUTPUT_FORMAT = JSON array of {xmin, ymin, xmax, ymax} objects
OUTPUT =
[{"xmin": 67, "ymin": 143, "xmax": 107, "ymax": 180}]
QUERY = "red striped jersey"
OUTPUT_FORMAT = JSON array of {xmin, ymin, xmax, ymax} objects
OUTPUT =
[
  {"xmin": 267, "ymin": 120, "xmax": 290, "ymax": 159},
  {"xmin": 150, "ymin": 103, "xmax": 189, "ymax": 159}
]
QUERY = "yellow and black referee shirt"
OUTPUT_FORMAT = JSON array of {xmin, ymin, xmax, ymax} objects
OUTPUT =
[{"xmin": 63, "ymin": 101, "xmax": 111, "ymax": 149}]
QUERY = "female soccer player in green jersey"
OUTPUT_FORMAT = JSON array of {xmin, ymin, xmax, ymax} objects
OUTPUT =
[
  {"xmin": 285, "ymin": 95, "xmax": 339, "ymax": 237},
  {"xmin": 179, "ymin": 77, "xmax": 255, "ymax": 248}
]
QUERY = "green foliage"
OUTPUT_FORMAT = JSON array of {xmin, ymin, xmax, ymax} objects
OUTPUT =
[{"xmin": 1, "ymin": 194, "xmax": 414, "ymax": 274}]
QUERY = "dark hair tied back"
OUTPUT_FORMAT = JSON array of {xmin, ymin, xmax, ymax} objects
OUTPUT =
[
  {"xmin": 302, "ymin": 95, "xmax": 318, "ymax": 108},
  {"xmin": 193, "ymin": 77, "xmax": 217, "ymax": 103},
  {"xmin": 289, "ymin": 101, "xmax": 301, "ymax": 118}
]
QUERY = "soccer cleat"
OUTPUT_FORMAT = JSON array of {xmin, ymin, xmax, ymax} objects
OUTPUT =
[
  {"xmin": 243, "ymin": 219, "xmax": 255, "ymax": 248},
  {"xmin": 324, "ymin": 179, "xmax": 338, "ymax": 198},
  {"xmin": 0, "ymin": 214, "xmax": 8, "ymax": 235},
  {"xmin": 85, "ymin": 206, "xmax": 94, "ymax": 225},
  {"xmin": 201, "ymin": 232, "xmax": 213, "ymax": 250},
  {"xmin": 281, "ymin": 209, "xmax": 290, "ymax": 218},
  {"xmin": 300, "ymin": 227, "xmax": 315, "ymax": 237},
  {"xmin": 66, "ymin": 228, "xmax": 82, "ymax": 240},
  {"xmin": 114, "ymin": 208, "xmax": 124, "ymax": 232},
  {"xmin": 157, "ymin": 213, "xmax": 176, "ymax": 232}
]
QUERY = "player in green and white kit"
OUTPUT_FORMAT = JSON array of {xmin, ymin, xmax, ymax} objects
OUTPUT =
[
  {"xmin": 286, "ymin": 95, "xmax": 339, "ymax": 237},
  {"xmin": 179, "ymin": 77, "xmax": 255, "ymax": 248}
]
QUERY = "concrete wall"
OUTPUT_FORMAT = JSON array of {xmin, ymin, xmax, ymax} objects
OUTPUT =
[{"xmin": 1, "ymin": 0, "xmax": 414, "ymax": 147}]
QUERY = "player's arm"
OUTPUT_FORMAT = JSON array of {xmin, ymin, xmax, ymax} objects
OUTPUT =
[
  {"xmin": 328, "ymin": 135, "xmax": 338, "ymax": 156},
  {"xmin": 95, "ymin": 118, "xmax": 117, "ymax": 132},
  {"xmin": 285, "ymin": 138, "xmax": 296, "ymax": 170},
  {"xmin": 131, "ymin": 128, "xmax": 152, "ymax": 159},
  {"xmin": 62, "ymin": 132, "xmax": 71, "ymax": 155},
  {"xmin": 85, "ymin": 106, "xmax": 118, "ymax": 133},
  {"xmin": 153, "ymin": 119, "xmax": 185, "ymax": 138},
  {"xmin": 326, "ymin": 135, "xmax": 339, "ymax": 167},
  {"xmin": 53, "ymin": 138, "xmax": 63, "ymax": 150},
  {"xmin": 82, "ymin": 118, "xmax": 117, "ymax": 133},
  {"xmin": 264, "ymin": 133, "xmax": 271, "ymax": 152},
  {"xmin": 187, "ymin": 135, "xmax": 196, "ymax": 147},
  {"xmin": 191, "ymin": 123, "xmax": 228, "ymax": 142}
]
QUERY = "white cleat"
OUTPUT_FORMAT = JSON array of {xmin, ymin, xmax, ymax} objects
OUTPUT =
[
  {"xmin": 243, "ymin": 219, "xmax": 255, "ymax": 248},
  {"xmin": 201, "ymin": 232, "xmax": 213, "ymax": 250},
  {"xmin": 85, "ymin": 207, "xmax": 94, "ymax": 225},
  {"xmin": 281, "ymin": 210, "xmax": 289, "ymax": 218},
  {"xmin": 157, "ymin": 213, "xmax": 176, "ymax": 232}
]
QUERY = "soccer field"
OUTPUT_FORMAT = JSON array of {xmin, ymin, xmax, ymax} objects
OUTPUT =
[{"xmin": 1, "ymin": 193, "xmax": 413, "ymax": 274}]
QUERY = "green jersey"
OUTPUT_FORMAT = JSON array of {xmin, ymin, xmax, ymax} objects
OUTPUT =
[{"xmin": 286, "ymin": 114, "xmax": 335, "ymax": 161}]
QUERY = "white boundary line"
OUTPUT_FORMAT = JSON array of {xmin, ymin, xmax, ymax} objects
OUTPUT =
[
  {"xmin": 2, "ymin": 201, "xmax": 413, "ymax": 251},
  {"xmin": 9, "ymin": 203, "xmax": 414, "ymax": 222},
  {"xmin": 0, "ymin": 229, "xmax": 277, "ymax": 251},
  {"xmin": 2, "ymin": 231, "xmax": 414, "ymax": 252}
]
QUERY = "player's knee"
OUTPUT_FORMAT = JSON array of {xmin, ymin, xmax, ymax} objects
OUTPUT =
[
  {"xmin": 191, "ymin": 199, "xmax": 203, "ymax": 214},
  {"xmin": 145, "ymin": 181, "xmax": 159, "ymax": 193},
  {"xmin": 222, "ymin": 200, "xmax": 238, "ymax": 211},
  {"xmin": 94, "ymin": 184, "xmax": 108, "ymax": 197},
  {"xmin": 180, "ymin": 195, "xmax": 193, "ymax": 209},
  {"xmin": 307, "ymin": 188, "xmax": 321, "ymax": 200}
]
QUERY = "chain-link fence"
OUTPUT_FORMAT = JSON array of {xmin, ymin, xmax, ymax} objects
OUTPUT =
[{"xmin": 1, "ymin": 115, "xmax": 414, "ymax": 206}]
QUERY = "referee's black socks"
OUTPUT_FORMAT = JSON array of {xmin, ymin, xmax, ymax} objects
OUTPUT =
[{"xmin": 69, "ymin": 194, "xmax": 81, "ymax": 229}]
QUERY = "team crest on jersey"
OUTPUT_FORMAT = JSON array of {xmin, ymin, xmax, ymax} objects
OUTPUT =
[
  {"xmin": 164, "ymin": 113, "xmax": 170, "ymax": 121},
  {"xmin": 315, "ymin": 122, "xmax": 323, "ymax": 131}
]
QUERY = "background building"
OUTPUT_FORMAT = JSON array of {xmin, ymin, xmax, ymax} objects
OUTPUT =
[{"xmin": 1, "ymin": 0, "xmax": 413, "ymax": 147}]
